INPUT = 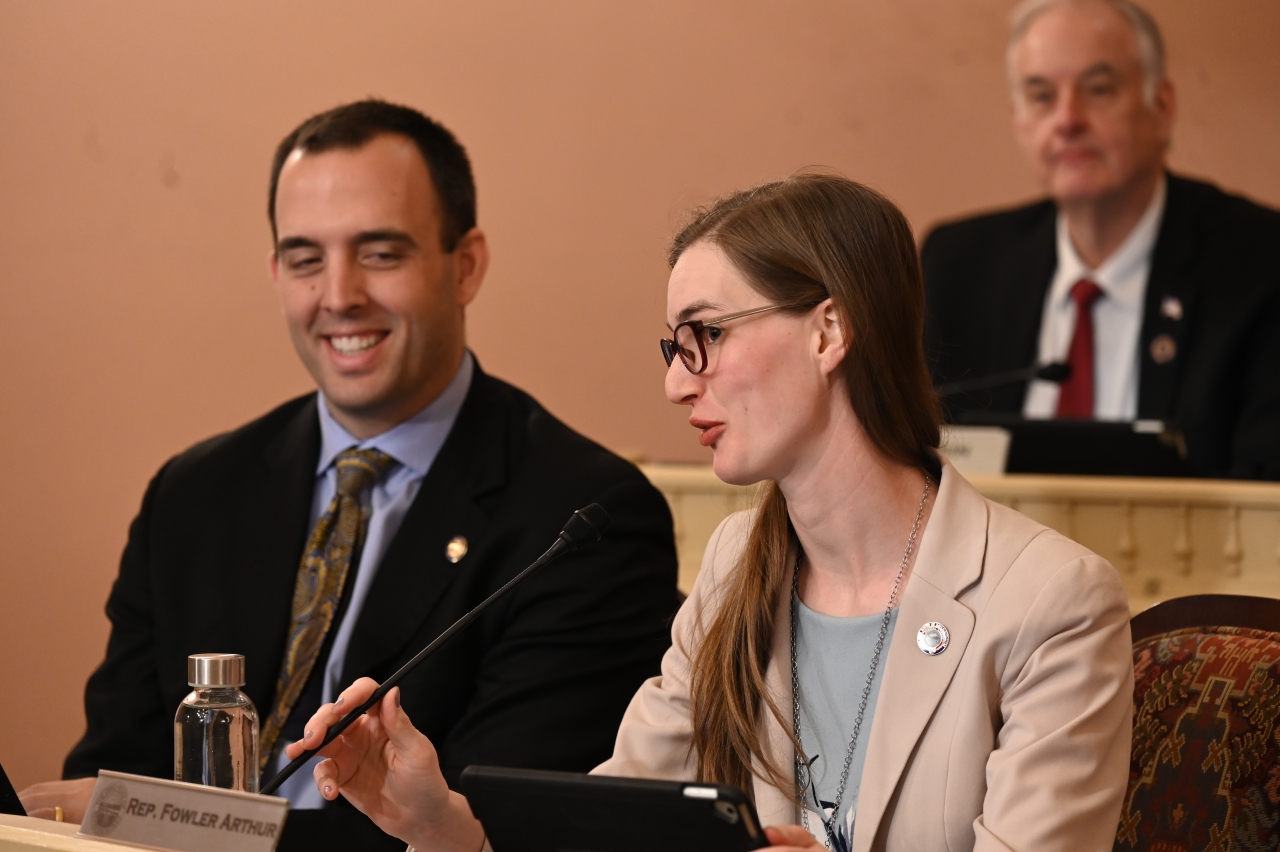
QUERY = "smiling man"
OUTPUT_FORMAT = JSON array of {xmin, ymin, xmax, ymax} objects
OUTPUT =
[
  {"xmin": 21, "ymin": 101, "xmax": 678, "ymax": 850},
  {"xmin": 922, "ymin": 0, "xmax": 1280, "ymax": 479}
]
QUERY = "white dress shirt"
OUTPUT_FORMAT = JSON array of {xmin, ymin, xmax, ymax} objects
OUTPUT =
[
  {"xmin": 273, "ymin": 352, "xmax": 474, "ymax": 807},
  {"xmin": 1023, "ymin": 178, "xmax": 1166, "ymax": 420}
]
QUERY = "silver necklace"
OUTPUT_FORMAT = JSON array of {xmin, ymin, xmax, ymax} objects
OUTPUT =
[{"xmin": 791, "ymin": 474, "xmax": 930, "ymax": 850}]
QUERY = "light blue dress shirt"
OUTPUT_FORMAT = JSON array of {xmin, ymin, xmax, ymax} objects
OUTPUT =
[{"xmin": 273, "ymin": 352, "xmax": 474, "ymax": 807}]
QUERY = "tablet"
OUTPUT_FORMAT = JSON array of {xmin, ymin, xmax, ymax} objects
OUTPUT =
[
  {"xmin": 0, "ymin": 761, "xmax": 25, "ymax": 816},
  {"xmin": 459, "ymin": 766, "xmax": 768, "ymax": 852}
]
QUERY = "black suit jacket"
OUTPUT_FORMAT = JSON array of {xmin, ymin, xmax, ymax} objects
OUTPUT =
[
  {"xmin": 922, "ymin": 173, "xmax": 1280, "ymax": 480},
  {"xmin": 64, "ymin": 364, "xmax": 679, "ymax": 850}
]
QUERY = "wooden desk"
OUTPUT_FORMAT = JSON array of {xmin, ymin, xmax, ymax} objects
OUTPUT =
[
  {"xmin": 0, "ymin": 815, "xmax": 112, "ymax": 851},
  {"xmin": 639, "ymin": 464, "xmax": 1280, "ymax": 613}
]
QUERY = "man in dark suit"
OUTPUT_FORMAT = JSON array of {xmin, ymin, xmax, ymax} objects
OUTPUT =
[
  {"xmin": 922, "ymin": 0, "xmax": 1280, "ymax": 479},
  {"xmin": 19, "ymin": 101, "xmax": 678, "ymax": 849}
]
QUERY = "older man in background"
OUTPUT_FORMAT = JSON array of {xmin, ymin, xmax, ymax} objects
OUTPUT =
[{"xmin": 922, "ymin": 0, "xmax": 1280, "ymax": 479}]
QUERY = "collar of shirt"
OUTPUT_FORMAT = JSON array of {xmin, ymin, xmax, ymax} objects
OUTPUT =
[
  {"xmin": 314, "ymin": 350, "xmax": 475, "ymax": 477},
  {"xmin": 1049, "ymin": 175, "xmax": 1167, "ymax": 314}
]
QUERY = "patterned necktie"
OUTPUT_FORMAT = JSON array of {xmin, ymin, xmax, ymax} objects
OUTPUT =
[
  {"xmin": 259, "ymin": 447, "xmax": 395, "ymax": 768},
  {"xmin": 1056, "ymin": 279, "xmax": 1105, "ymax": 419}
]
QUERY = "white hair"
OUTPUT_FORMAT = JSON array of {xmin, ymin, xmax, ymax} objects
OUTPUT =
[{"xmin": 1007, "ymin": 0, "xmax": 1167, "ymax": 105}]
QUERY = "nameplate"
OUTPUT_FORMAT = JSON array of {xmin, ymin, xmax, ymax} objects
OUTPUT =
[
  {"xmin": 941, "ymin": 425, "xmax": 1012, "ymax": 477},
  {"xmin": 77, "ymin": 771, "xmax": 288, "ymax": 852}
]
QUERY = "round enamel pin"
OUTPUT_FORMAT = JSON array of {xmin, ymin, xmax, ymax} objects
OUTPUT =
[{"xmin": 917, "ymin": 622, "xmax": 950, "ymax": 656}]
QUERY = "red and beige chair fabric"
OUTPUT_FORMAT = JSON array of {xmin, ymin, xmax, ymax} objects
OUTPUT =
[{"xmin": 1117, "ymin": 594, "xmax": 1280, "ymax": 851}]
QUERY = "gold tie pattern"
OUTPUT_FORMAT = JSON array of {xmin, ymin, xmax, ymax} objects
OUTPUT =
[{"xmin": 258, "ymin": 447, "xmax": 395, "ymax": 769}]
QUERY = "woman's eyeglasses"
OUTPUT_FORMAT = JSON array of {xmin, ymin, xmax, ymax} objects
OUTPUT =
[{"xmin": 659, "ymin": 304, "xmax": 789, "ymax": 374}]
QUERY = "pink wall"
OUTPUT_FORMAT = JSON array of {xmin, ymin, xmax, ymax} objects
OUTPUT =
[{"xmin": 1, "ymin": 0, "xmax": 1277, "ymax": 789}]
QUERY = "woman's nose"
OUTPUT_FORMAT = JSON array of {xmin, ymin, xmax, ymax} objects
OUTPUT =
[{"xmin": 664, "ymin": 356, "xmax": 699, "ymax": 405}]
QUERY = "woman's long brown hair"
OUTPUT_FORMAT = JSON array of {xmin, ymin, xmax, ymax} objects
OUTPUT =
[{"xmin": 672, "ymin": 174, "xmax": 941, "ymax": 799}]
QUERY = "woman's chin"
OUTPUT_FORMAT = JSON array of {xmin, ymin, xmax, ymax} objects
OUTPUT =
[{"xmin": 711, "ymin": 454, "xmax": 766, "ymax": 488}]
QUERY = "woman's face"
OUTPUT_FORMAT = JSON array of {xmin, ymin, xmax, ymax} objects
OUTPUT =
[{"xmin": 665, "ymin": 242, "xmax": 840, "ymax": 486}]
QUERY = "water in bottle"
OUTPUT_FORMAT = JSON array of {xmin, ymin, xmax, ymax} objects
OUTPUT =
[{"xmin": 175, "ymin": 654, "xmax": 260, "ymax": 793}]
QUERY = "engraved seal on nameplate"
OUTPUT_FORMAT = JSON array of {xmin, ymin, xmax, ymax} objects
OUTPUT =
[
  {"xmin": 90, "ymin": 779, "xmax": 128, "ymax": 834},
  {"xmin": 78, "ymin": 770, "xmax": 290, "ymax": 852}
]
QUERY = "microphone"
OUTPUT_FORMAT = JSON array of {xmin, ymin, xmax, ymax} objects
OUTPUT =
[
  {"xmin": 935, "ymin": 362, "xmax": 1070, "ymax": 398},
  {"xmin": 260, "ymin": 503, "xmax": 611, "ymax": 796}
]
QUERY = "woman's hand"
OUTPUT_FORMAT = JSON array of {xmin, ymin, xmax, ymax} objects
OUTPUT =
[
  {"xmin": 286, "ymin": 678, "xmax": 484, "ymax": 852},
  {"xmin": 762, "ymin": 825, "xmax": 823, "ymax": 850}
]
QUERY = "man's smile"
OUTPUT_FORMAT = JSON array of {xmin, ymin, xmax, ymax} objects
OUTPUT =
[{"xmin": 325, "ymin": 331, "xmax": 389, "ymax": 355}]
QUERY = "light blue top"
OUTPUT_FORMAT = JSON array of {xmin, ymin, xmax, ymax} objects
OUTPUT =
[
  {"xmin": 795, "ymin": 597, "xmax": 897, "ymax": 852},
  {"xmin": 273, "ymin": 352, "xmax": 474, "ymax": 807}
]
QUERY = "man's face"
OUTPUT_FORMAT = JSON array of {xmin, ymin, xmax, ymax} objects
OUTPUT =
[
  {"xmin": 271, "ymin": 134, "xmax": 486, "ymax": 438},
  {"xmin": 1011, "ymin": 1, "xmax": 1174, "ymax": 207}
]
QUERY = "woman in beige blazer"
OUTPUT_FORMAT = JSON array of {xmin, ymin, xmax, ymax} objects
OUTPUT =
[
  {"xmin": 291, "ymin": 174, "xmax": 1133, "ymax": 852},
  {"xmin": 597, "ymin": 466, "xmax": 1132, "ymax": 851}
]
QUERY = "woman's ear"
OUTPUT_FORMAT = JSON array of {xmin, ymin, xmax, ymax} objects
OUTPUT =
[{"xmin": 813, "ymin": 298, "xmax": 847, "ymax": 375}]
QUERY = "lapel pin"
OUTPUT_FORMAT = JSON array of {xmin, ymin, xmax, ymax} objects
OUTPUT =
[
  {"xmin": 1150, "ymin": 334, "xmax": 1177, "ymax": 365},
  {"xmin": 917, "ymin": 622, "xmax": 950, "ymax": 656},
  {"xmin": 1161, "ymin": 296, "xmax": 1183, "ymax": 321},
  {"xmin": 445, "ymin": 536, "xmax": 469, "ymax": 563}
]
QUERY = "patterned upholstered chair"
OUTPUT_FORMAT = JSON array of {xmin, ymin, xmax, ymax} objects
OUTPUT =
[{"xmin": 1116, "ymin": 594, "xmax": 1280, "ymax": 852}]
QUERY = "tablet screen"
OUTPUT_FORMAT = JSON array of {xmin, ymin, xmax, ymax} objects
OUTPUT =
[{"xmin": 460, "ymin": 767, "xmax": 766, "ymax": 852}]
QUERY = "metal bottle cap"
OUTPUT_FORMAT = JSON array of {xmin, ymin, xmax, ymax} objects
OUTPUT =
[{"xmin": 188, "ymin": 654, "xmax": 246, "ymax": 688}]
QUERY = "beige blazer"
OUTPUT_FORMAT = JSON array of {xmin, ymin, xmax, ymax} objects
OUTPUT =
[{"xmin": 596, "ymin": 461, "xmax": 1133, "ymax": 852}]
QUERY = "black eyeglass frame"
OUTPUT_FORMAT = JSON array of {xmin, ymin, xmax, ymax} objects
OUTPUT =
[{"xmin": 660, "ymin": 303, "xmax": 805, "ymax": 374}]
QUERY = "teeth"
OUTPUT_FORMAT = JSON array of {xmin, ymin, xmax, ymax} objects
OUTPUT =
[{"xmin": 330, "ymin": 333, "xmax": 383, "ymax": 355}]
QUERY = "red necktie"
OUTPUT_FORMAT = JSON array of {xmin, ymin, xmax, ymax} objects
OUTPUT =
[{"xmin": 1055, "ymin": 279, "xmax": 1104, "ymax": 419}]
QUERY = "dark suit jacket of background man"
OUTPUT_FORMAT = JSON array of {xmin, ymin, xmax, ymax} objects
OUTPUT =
[
  {"xmin": 63, "ymin": 361, "xmax": 679, "ymax": 850},
  {"xmin": 921, "ymin": 173, "xmax": 1280, "ymax": 480}
]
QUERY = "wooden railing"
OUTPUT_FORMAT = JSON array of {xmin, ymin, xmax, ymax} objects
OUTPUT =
[{"xmin": 639, "ymin": 464, "xmax": 1280, "ymax": 613}]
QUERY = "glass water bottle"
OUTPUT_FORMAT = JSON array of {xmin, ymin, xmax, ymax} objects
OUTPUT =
[{"xmin": 175, "ymin": 654, "xmax": 259, "ymax": 793}]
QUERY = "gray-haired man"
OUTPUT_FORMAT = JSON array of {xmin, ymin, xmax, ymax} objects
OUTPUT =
[{"xmin": 922, "ymin": 0, "xmax": 1280, "ymax": 479}]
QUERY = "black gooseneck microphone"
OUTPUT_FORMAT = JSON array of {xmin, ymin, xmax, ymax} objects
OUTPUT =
[
  {"xmin": 260, "ymin": 503, "xmax": 611, "ymax": 796},
  {"xmin": 934, "ymin": 362, "xmax": 1071, "ymax": 398}
]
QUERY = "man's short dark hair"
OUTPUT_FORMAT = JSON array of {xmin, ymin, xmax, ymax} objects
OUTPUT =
[{"xmin": 268, "ymin": 99, "xmax": 476, "ymax": 251}]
